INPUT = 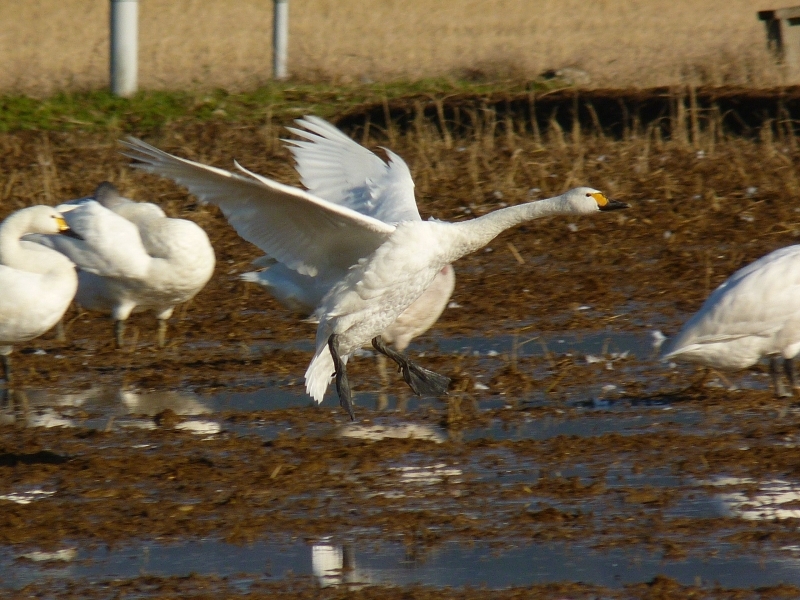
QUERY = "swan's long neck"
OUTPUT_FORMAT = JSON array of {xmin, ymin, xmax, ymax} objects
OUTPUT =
[
  {"xmin": 0, "ymin": 211, "xmax": 70, "ymax": 274},
  {"xmin": 0, "ymin": 211, "xmax": 31, "ymax": 268},
  {"xmin": 447, "ymin": 195, "xmax": 574, "ymax": 260}
]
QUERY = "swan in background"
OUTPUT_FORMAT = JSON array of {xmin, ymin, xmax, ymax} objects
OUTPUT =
[
  {"xmin": 662, "ymin": 245, "xmax": 800, "ymax": 397},
  {"xmin": 122, "ymin": 122, "xmax": 627, "ymax": 419},
  {"xmin": 0, "ymin": 206, "xmax": 79, "ymax": 383},
  {"xmin": 30, "ymin": 182, "xmax": 215, "ymax": 348},
  {"xmin": 240, "ymin": 116, "xmax": 456, "ymax": 353}
]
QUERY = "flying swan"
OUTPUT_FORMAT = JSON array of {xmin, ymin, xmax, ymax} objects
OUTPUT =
[
  {"xmin": 121, "ymin": 119, "xmax": 627, "ymax": 419},
  {"xmin": 240, "ymin": 117, "xmax": 456, "ymax": 353}
]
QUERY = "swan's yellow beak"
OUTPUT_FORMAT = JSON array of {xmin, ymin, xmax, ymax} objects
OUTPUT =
[
  {"xmin": 55, "ymin": 215, "xmax": 83, "ymax": 239},
  {"xmin": 592, "ymin": 192, "xmax": 629, "ymax": 211},
  {"xmin": 55, "ymin": 216, "xmax": 69, "ymax": 232}
]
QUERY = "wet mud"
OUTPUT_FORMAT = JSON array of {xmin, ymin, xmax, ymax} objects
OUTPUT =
[{"xmin": 3, "ymin": 95, "xmax": 800, "ymax": 597}]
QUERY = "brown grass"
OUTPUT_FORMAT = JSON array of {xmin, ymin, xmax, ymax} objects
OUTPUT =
[
  {"xmin": 2, "ymin": 104, "xmax": 800, "ymax": 342},
  {"xmin": 0, "ymin": 0, "xmax": 794, "ymax": 96}
]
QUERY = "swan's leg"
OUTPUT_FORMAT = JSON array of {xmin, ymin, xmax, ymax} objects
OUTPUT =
[
  {"xmin": 328, "ymin": 334, "xmax": 355, "ymax": 421},
  {"xmin": 55, "ymin": 319, "xmax": 66, "ymax": 343},
  {"xmin": 372, "ymin": 336, "xmax": 450, "ymax": 396},
  {"xmin": 114, "ymin": 320, "xmax": 126, "ymax": 349},
  {"xmin": 1, "ymin": 354, "xmax": 10, "ymax": 384},
  {"xmin": 155, "ymin": 308, "xmax": 174, "ymax": 349},
  {"xmin": 771, "ymin": 357, "xmax": 792, "ymax": 398},
  {"xmin": 157, "ymin": 319, "xmax": 168, "ymax": 348},
  {"xmin": 376, "ymin": 354, "xmax": 389, "ymax": 411},
  {"xmin": 784, "ymin": 358, "xmax": 798, "ymax": 395}
]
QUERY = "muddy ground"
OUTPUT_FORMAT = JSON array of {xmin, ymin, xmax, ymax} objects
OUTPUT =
[{"xmin": 4, "ymin": 94, "xmax": 800, "ymax": 598}]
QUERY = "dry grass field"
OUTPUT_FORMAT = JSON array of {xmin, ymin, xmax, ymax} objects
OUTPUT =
[{"xmin": 0, "ymin": 0, "xmax": 794, "ymax": 96}]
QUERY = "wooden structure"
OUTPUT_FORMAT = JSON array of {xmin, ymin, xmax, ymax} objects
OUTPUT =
[{"xmin": 759, "ymin": 6, "xmax": 800, "ymax": 80}]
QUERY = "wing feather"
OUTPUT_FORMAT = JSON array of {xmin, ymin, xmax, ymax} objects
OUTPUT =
[
  {"xmin": 284, "ymin": 116, "xmax": 420, "ymax": 224},
  {"xmin": 120, "ymin": 137, "xmax": 394, "ymax": 277}
]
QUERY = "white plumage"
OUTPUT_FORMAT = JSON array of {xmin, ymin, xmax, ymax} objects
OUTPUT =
[
  {"xmin": 0, "ymin": 205, "xmax": 79, "ymax": 382},
  {"xmin": 121, "ymin": 117, "xmax": 626, "ymax": 419},
  {"xmin": 30, "ymin": 182, "xmax": 215, "ymax": 348},
  {"xmin": 240, "ymin": 117, "xmax": 456, "ymax": 352},
  {"xmin": 662, "ymin": 245, "xmax": 800, "ymax": 396}
]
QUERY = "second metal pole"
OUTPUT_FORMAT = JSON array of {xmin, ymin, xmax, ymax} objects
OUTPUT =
[{"xmin": 273, "ymin": 0, "xmax": 289, "ymax": 80}]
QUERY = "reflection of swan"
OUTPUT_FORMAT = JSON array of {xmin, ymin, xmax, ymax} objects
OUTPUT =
[
  {"xmin": 1, "ymin": 386, "xmax": 217, "ymax": 433},
  {"xmin": 123, "ymin": 124, "xmax": 626, "ymax": 419},
  {"xmin": 338, "ymin": 423, "xmax": 445, "ymax": 443},
  {"xmin": 312, "ymin": 543, "xmax": 347, "ymax": 586},
  {"xmin": 712, "ymin": 477, "xmax": 800, "ymax": 520},
  {"xmin": 0, "ymin": 206, "xmax": 78, "ymax": 382},
  {"xmin": 121, "ymin": 389, "xmax": 220, "ymax": 433},
  {"xmin": 120, "ymin": 390, "xmax": 210, "ymax": 416},
  {"xmin": 30, "ymin": 182, "xmax": 215, "ymax": 348},
  {"xmin": 662, "ymin": 246, "xmax": 800, "ymax": 397}
]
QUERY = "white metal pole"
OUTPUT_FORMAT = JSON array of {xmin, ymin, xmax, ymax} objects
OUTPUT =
[
  {"xmin": 273, "ymin": 0, "xmax": 289, "ymax": 80},
  {"xmin": 110, "ymin": 0, "xmax": 138, "ymax": 97}
]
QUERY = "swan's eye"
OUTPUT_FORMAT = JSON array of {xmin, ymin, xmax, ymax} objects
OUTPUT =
[{"xmin": 585, "ymin": 193, "xmax": 591, "ymax": 197}]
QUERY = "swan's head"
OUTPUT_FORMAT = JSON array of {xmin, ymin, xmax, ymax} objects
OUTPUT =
[
  {"xmin": 4, "ymin": 205, "xmax": 74, "ymax": 236},
  {"xmin": 562, "ymin": 187, "xmax": 628, "ymax": 214},
  {"xmin": 93, "ymin": 181, "xmax": 132, "ymax": 209}
]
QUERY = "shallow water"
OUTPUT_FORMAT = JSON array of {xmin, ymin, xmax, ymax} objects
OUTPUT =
[
  {"xmin": 2, "ymin": 330, "xmax": 800, "ymax": 594},
  {"xmin": 6, "ymin": 536, "xmax": 800, "ymax": 591}
]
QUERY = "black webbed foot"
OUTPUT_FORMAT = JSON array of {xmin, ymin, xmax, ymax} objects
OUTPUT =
[{"xmin": 372, "ymin": 336, "xmax": 450, "ymax": 397}]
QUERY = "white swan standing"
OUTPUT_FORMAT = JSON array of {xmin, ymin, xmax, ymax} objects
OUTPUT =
[
  {"xmin": 240, "ymin": 117, "xmax": 456, "ymax": 351},
  {"xmin": 0, "ymin": 206, "xmax": 79, "ymax": 383},
  {"xmin": 30, "ymin": 182, "xmax": 215, "ymax": 348},
  {"xmin": 661, "ymin": 245, "xmax": 800, "ymax": 397},
  {"xmin": 121, "ymin": 123, "xmax": 627, "ymax": 419}
]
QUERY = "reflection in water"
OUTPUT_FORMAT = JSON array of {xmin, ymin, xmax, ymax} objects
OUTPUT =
[
  {"xmin": 20, "ymin": 548, "xmax": 77, "ymax": 562},
  {"xmin": 120, "ymin": 390, "xmax": 211, "ymax": 416},
  {"xmin": 338, "ymin": 423, "xmax": 445, "ymax": 443},
  {"xmin": 0, "ymin": 489, "xmax": 55, "ymax": 505},
  {"xmin": 713, "ymin": 477, "xmax": 800, "ymax": 520},
  {"xmin": 0, "ymin": 386, "xmax": 217, "ymax": 434},
  {"xmin": 8, "ymin": 535, "xmax": 800, "ymax": 591}
]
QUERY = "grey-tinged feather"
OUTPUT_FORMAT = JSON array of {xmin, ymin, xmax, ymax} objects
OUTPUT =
[
  {"xmin": 284, "ymin": 115, "xmax": 420, "ymax": 224},
  {"xmin": 121, "ymin": 137, "xmax": 395, "ymax": 278}
]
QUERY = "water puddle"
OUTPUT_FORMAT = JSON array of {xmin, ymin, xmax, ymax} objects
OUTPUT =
[
  {"xmin": 432, "ymin": 329, "xmax": 656, "ymax": 359},
  {"xmin": 5, "ymin": 536, "xmax": 800, "ymax": 591},
  {"xmin": 2, "ymin": 330, "xmax": 798, "ymax": 593}
]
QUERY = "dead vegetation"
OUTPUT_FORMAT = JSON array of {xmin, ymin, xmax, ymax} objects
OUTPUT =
[{"xmin": 0, "ymin": 92, "xmax": 799, "ymax": 392}]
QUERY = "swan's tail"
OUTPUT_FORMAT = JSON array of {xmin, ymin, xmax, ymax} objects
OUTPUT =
[
  {"xmin": 305, "ymin": 346, "xmax": 335, "ymax": 404},
  {"xmin": 240, "ymin": 271, "xmax": 266, "ymax": 286}
]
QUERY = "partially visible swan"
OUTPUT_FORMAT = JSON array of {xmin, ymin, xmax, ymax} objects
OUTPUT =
[
  {"xmin": 30, "ymin": 182, "xmax": 215, "ymax": 348},
  {"xmin": 122, "ymin": 123, "xmax": 627, "ymax": 419},
  {"xmin": 0, "ymin": 205, "xmax": 79, "ymax": 382},
  {"xmin": 240, "ymin": 116, "xmax": 456, "ymax": 350},
  {"xmin": 661, "ymin": 245, "xmax": 800, "ymax": 397}
]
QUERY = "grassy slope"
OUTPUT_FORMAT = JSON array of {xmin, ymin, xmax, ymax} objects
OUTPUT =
[{"xmin": 0, "ymin": 79, "xmax": 551, "ymax": 133}]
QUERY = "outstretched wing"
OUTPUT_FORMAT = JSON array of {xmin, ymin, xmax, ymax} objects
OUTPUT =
[
  {"xmin": 284, "ymin": 116, "xmax": 420, "ymax": 224},
  {"xmin": 121, "ymin": 137, "xmax": 395, "ymax": 277}
]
